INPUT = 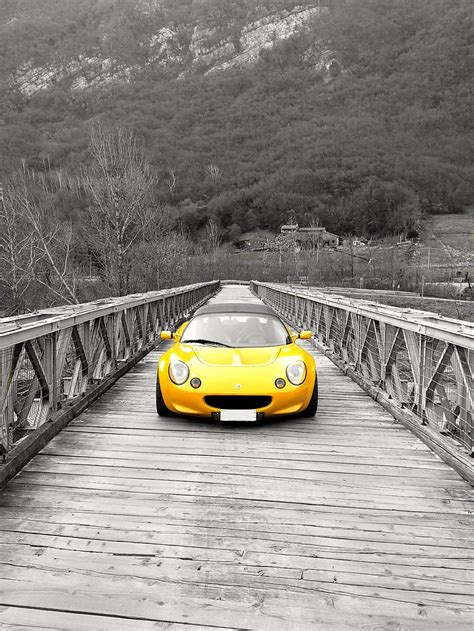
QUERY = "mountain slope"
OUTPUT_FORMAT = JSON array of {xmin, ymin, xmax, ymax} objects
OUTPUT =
[
  {"xmin": 1, "ymin": 1, "xmax": 327, "ymax": 94},
  {"xmin": 0, "ymin": 0, "xmax": 472, "ymax": 240}
]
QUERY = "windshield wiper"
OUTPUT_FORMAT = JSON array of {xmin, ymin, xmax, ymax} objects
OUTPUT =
[{"xmin": 182, "ymin": 338, "xmax": 233, "ymax": 348}]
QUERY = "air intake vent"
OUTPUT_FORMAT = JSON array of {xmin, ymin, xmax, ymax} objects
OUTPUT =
[{"xmin": 205, "ymin": 396, "xmax": 272, "ymax": 410}]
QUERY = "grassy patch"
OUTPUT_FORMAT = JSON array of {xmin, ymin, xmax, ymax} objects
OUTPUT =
[
  {"xmin": 422, "ymin": 207, "xmax": 474, "ymax": 261},
  {"xmin": 332, "ymin": 290, "xmax": 473, "ymax": 322}
]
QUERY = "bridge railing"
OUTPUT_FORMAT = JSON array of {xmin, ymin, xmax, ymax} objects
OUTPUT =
[
  {"xmin": 0, "ymin": 281, "xmax": 219, "ymax": 456},
  {"xmin": 252, "ymin": 281, "xmax": 473, "ymax": 458}
]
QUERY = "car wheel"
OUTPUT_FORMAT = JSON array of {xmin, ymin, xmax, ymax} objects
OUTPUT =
[
  {"xmin": 301, "ymin": 379, "xmax": 318, "ymax": 417},
  {"xmin": 156, "ymin": 376, "xmax": 172, "ymax": 416}
]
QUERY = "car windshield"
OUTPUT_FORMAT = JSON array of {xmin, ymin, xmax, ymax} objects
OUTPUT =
[{"xmin": 181, "ymin": 313, "xmax": 291, "ymax": 348}]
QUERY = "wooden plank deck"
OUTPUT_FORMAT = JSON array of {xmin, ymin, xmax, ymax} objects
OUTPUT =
[{"xmin": 0, "ymin": 287, "xmax": 473, "ymax": 630}]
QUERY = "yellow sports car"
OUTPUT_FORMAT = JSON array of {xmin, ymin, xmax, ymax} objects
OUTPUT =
[{"xmin": 156, "ymin": 303, "xmax": 317, "ymax": 421}]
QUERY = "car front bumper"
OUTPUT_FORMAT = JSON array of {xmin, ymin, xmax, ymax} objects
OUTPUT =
[{"xmin": 158, "ymin": 362, "xmax": 316, "ymax": 418}]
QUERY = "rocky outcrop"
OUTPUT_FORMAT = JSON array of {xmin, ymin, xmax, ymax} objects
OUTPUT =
[
  {"xmin": 149, "ymin": 26, "xmax": 189, "ymax": 67},
  {"xmin": 11, "ymin": 4, "xmax": 335, "ymax": 95},
  {"xmin": 204, "ymin": 6, "xmax": 324, "ymax": 73},
  {"xmin": 14, "ymin": 57, "xmax": 132, "ymax": 96}
]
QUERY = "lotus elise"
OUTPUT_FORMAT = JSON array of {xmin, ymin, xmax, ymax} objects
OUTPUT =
[{"xmin": 156, "ymin": 303, "xmax": 317, "ymax": 421}]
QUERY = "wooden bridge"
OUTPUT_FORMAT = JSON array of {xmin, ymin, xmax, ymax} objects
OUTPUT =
[{"xmin": 0, "ymin": 282, "xmax": 473, "ymax": 629}]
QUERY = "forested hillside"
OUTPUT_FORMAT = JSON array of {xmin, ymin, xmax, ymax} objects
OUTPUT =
[{"xmin": 0, "ymin": 0, "xmax": 472, "ymax": 310}]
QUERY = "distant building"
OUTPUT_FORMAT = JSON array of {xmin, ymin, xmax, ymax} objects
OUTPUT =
[
  {"xmin": 280, "ymin": 224, "xmax": 340, "ymax": 247},
  {"xmin": 281, "ymin": 224, "xmax": 299, "ymax": 233}
]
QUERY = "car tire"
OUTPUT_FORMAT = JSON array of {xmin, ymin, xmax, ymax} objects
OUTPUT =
[
  {"xmin": 156, "ymin": 377, "xmax": 172, "ymax": 416},
  {"xmin": 301, "ymin": 379, "xmax": 318, "ymax": 417}
]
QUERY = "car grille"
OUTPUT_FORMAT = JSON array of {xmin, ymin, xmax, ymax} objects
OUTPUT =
[{"xmin": 205, "ymin": 395, "xmax": 272, "ymax": 410}]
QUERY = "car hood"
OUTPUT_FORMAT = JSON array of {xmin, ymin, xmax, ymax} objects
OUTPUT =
[{"xmin": 189, "ymin": 345, "xmax": 282, "ymax": 366}]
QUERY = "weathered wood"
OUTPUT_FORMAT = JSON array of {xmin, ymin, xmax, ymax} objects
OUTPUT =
[
  {"xmin": 2, "ymin": 543, "xmax": 472, "ymax": 593},
  {"xmin": 0, "ymin": 345, "xmax": 159, "ymax": 487},
  {"xmin": 0, "ymin": 605, "xmax": 230, "ymax": 630},
  {"xmin": 0, "ymin": 286, "xmax": 473, "ymax": 629},
  {"xmin": 0, "ymin": 282, "xmax": 219, "ymax": 455},
  {"xmin": 0, "ymin": 564, "xmax": 472, "ymax": 628},
  {"xmin": 21, "ymin": 455, "xmax": 469, "ymax": 488},
  {"xmin": 253, "ymin": 281, "xmax": 474, "ymax": 465}
]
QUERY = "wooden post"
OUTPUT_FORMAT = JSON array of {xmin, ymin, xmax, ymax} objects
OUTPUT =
[
  {"xmin": 0, "ymin": 349, "xmax": 14, "ymax": 457},
  {"xmin": 418, "ymin": 334, "xmax": 426, "ymax": 423},
  {"xmin": 83, "ymin": 322, "xmax": 92, "ymax": 386},
  {"xmin": 43, "ymin": 333, "xmax": 58, "ymax": 416}
]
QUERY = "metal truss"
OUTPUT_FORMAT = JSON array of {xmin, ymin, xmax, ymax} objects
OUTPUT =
[
  {"xmin": 0, "ymin": 282, "xmax": 219, "ymax": 455},
  {"xmin": 252, "ymin": 281, "xmax": 473, "ymax": 458}
]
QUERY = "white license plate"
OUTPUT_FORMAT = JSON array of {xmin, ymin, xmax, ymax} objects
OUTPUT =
[{"xmin": 220, "ymin": 409, "xmax": 257, "ymax": 422}]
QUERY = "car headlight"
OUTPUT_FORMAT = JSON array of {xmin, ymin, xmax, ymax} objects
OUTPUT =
[
  {"xmin": 169, "ymin": 360, "xmax": 189, "ymax": 385},
  {"xmin": 286, "ymin": 361, "xmax": 306, "ymax": 385}
]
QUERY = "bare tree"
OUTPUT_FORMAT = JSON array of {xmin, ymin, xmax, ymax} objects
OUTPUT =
[
  {"xmin": 3, "ymin": 172, "xmax": 79, "ymax": 306},
  {"xmin": 128, "ymin": 205, "xmax": 191, "ymax": 291},
  {"xmin": 286, "ymin": 209, "xmax": 298, "ymax": 226},
  {"xmin": 165, "ymin": 168, "xmax": 177, "ymax": 199},
  {"xmin": 81, "ymin": 123, "xmax": 157, "ymax": 295},
  {"xmin": 205, "ymin": 217, "xmax": 222, "ymax": 276},
  {"xmin": 266, "ymin": 232, "xmax": 298, "ymax": 274},
  {"xmin": 309, "ymin": 217, "xmax": 322, "ymax": 273},
  {"xmin": 0, "ymin": 188, "xmax": 35, "ymax": 313},
  {"xmin": 206, "ymin": 164, "xmax": 221, "ymax": 185}
]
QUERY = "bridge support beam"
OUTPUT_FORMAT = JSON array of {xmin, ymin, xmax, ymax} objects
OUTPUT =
[
  {"xmin": 0, "ymin": 281, "xmax": 219, "ymax": 468},
  {"xmin": 251, "ymin": 281, "xmax": 474, "ymax": 484}
]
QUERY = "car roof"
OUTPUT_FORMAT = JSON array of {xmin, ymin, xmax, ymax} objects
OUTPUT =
[{"xmin": 194, "ymin": 303, "xmax": 276, "ymax": 316}]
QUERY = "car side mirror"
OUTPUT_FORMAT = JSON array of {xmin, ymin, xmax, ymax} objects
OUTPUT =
[
  {"xmin": 160, "ymin": 330, "xmax": 173, "ymax": 340},
  {"xmin": 299, "ymin": 330, "xmax": 312, "ymax": 340}
]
